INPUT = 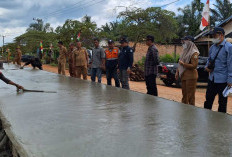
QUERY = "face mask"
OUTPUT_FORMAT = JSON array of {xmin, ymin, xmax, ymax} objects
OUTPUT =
[
  {"xmin": 212, "ymin": 38, "xmax": 221, "ymax": 44},
  {"xmin": 182, "ymin": 43, "xmax": 187, "ymax": 49}
]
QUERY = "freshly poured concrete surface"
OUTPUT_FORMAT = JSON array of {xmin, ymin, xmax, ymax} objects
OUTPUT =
[{"xmin": 0, "ymin": 64, "xmax": 232, "ymax": 157}]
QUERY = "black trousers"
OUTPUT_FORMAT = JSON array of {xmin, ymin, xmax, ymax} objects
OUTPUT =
[
  {"xmin": 106, "ymin": 66, "xmax": 120, "ymax": 87},
  {"xmin": 145, "ymin": 74, "xmax": 158, "ymax": 96},
  {"xmin": 204, "ymin": 80, "xmax": 228, "ymax": 113}
]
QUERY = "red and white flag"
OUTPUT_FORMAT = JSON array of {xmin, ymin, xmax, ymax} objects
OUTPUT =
[{"xmin": 200, "ymin": 0, "xmax": 210, "ymax": 31}]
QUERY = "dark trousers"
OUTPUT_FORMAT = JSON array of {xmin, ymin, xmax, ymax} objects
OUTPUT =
[
  {"xmin": 91, "ymin": 68, "xmax": 102, "ymax": 83},
  {"xmin": 145, "ymin": 74, "xmax": 158, "ymax": 96},
  {"xmin": 119, "ymin": 69, "xmax": 130, "ymax": 90},
  {"xmin": 204, "ymin": 80, "xmax": 228, "ymax": 113},
  {"xmin": 106, "ymin": 67, "xmax": 120, "ymax": 87}
]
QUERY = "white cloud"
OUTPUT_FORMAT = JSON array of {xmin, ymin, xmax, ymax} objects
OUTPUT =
[{"xmin": 0, "ymin": 0, "xmax": 195, "ymax": 46}]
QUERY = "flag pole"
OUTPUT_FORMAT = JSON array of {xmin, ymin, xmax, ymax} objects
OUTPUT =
[{"xmin": 207, "ymin": 0, "xmax": 210, "ymax": 52}]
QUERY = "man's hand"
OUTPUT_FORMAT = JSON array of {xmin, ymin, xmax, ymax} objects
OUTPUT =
[
  {"xmin": 228, "ymin": 83, "xmax": 232, "ymax": 88},
  {"xmin": 175, "ymin": 72, "xmax": 179, "ymax": 80},
  {"xmin": 101, "ymin": 64, "xmax": 105, "ymax": 71},
  {"xmin": 16, "ymin": 84, "xmax": 24, "ymax": 92},
  {"xmin": 205, "ymin": 67, "xmax": 212, "ymax": 73}
]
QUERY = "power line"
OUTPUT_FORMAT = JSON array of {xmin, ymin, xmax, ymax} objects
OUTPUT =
[
  {"xmin": 45, "ymin": 0, "xmax": 83, "ymax": 17},
  {"xmin": 43, "ymin": 0, "xmax": 105, "ymax": 19},
  {"xmin": 159, "ymin": 0, "xmax": 180, "ymax": 8}
]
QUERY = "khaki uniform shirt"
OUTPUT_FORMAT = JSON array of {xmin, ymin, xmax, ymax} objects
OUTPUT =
[
  {"xmin": 68, "ymin": 50, "xmax": 74, "ymax": 65},
  {"xmin": 58, "ymin": 46, "xmax": 67, "ymax": 63},
  {"xmin": 74, "ymin": 48, "xmax": 88, "ymax": 67},
  {"xmin": 15, "ymin": 50, "xmax": 22, "ymax": 60},
  {"xmin": 181, "ymin": 52, "xmax": 199, "ymax": 80}
]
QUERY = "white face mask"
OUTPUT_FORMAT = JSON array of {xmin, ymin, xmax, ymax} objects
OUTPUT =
[
  {"xmin": 212, "ymin": 38, "xmax": 221, "ymax": 44},
  {"xmin": 182, "ymin": 43, "xmax": 187, "ymax": 49}
]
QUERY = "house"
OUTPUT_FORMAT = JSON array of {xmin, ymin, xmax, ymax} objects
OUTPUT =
[{"xmin": 194, "ymin": 15, "xmax": 232, "ymax": 56}]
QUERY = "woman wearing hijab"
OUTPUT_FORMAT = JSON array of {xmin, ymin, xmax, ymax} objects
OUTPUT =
[{"xmin": 175, "ymin": 36, "xmax": 200, "ymax": 106}]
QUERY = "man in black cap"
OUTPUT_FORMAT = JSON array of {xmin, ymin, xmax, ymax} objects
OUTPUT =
[
  {"xmin": 105, "ymin": 40, "xmax": 120, "ymax": 87},
  {"xmin": 204, "ymin": 27, "xmax": 232, "ymax": 113},
  {"xmin": 118, "ymin": 37, "xmax": 134, "ymax": 89},
  {"xmin": 144, "ymin": 35, "xmax": 159, "ymax": 96}
]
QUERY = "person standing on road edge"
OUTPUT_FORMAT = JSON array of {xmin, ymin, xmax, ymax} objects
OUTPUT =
[
  {"xmin": 204, "ymin": 27, "xmax": 232, "ymax": 113},
  {"xmin": 57, "ymin": 41, "xmax": 67, "ymax": 75},
  {"xmin": 74, "ymin": 41, "xmax": 89, "ymax": 80},
  {"xmin": 14, "ymin": 46, "xmax": 22, "ymax": 66},
  {"xmin": 118, "ymin": 37, "xmax": 134, "ymax": 90},
  {"xmin": 105, "ymin": 40, "xmax": 120, "ymax": 87},
  {"xmin": 68, "ymin": 43, "xmax": 76, "ymax": 77},
  {"xmin": 175, "ymin": 36, "xmax": 199, "ymax": 106},
  {"xmin": 145, "ymin": 35, "xmax": 159, "ymax": 96},
  {"xmin": 90, "ymin": 38, "xmax": 105, "ymax": 83}
]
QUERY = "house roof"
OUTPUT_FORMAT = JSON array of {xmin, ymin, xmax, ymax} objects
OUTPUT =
[
  {"xmin": 217, "ymin": 15, "xmax": 232, "ymax": 27},
  {"xmin": 194, "ymin": 15, "xmax": 232, "ymax": 40}
]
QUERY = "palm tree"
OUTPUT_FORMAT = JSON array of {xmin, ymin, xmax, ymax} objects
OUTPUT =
[
  {"xmin": 211, "ymin": 0, "xmax": 232, "ymax": 23},
  {"xmin": 177, "ymin": 0, "xmax": 204, "ymax": 36}
]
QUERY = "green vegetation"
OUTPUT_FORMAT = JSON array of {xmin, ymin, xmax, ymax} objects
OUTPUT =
[
  {"xmin": 137, "ymin": 52, "xmax": 180, "ymax": 69},
  {"xmin": 160, "ymin": 53, "xmax": 180, "ymax": 63}
]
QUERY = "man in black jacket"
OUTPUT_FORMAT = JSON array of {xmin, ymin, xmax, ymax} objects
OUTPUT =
[{"xmin": 118, "ymin": 37, "xmax": 134, "ymax": 89}]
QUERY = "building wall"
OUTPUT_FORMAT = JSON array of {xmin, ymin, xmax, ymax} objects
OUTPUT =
[
  {"xmin": 129, "ymin": 42, "xmax": 183, "ymax": 62},
  {"xmin": 223, "ymin": 21, "xmax": 232, "ymax": 35}
]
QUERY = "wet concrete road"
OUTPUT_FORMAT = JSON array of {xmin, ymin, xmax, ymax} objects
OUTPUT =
[{"xmin": 0, "ymin": 64, "xmax": 232, "ymax": 157}]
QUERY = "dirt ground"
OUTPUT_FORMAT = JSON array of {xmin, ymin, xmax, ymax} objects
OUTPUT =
[{"xmin": 42, "ymin": 64, "xmax": 232, "ymax": 115}]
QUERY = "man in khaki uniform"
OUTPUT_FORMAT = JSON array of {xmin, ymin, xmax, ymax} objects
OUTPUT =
[
  {"xmin": 57, "ymin": 41, "xmax": 67, "ymax": 75},
  {"xmin": 74, "ymin": 41, "xmax": 88, "ymax": 80},
  {"xmin": 68, "ymin": 43, "xmax": 76, "ymax": 77},
  {"xmin": 14, "ymin": 46, "xmax": 22, "ymax": 66}
]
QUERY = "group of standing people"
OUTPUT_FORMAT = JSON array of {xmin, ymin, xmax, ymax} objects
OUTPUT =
[
  {"xmin": 57, "ymin": 37, "xmax": 135, "ymax": 90},
  {"xmin": 177, "ymin": 27, "xmax": 232, "ymax": 113},
  {"xmin": 56, "ymin": 27, "xmax": 232, "ymax": 114}
]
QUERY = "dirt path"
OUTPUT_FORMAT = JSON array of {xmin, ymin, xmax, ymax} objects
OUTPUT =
[{"xmin": 42, "ymin": 64, "xmax": 232, "ymax": 114}]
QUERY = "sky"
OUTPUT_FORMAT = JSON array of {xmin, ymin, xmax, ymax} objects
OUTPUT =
[{"xmin": 0, "ymin": 0, "xmax": 215, "ymax": 46}]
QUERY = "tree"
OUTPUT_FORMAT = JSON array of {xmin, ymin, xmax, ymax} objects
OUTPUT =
[
  {"xmin": 55, "ymin": 19, "xmax": 82, "ymax": 46},
  {"xmin": 27, "ymin": 19, "xmax": 54, "ymax": 33},
  {"xmin": 99, "ymin": 21, "xmax": 122, "ymax": 41},
  {"xmin": 211, "ymin": 0, "xmax": 232, "ymax": 23},
  {"xmin": 55, "ymin": 16, "xmax": 97, "ymax": 48},
  {"xmin": 14, "ymin": 31, "xmax": 58, "ymax": 54},
  {"xmin": 177, "ymin": 0, "xmax": 204, "ymax": 37},
  {"xmin": 118, "ymin": 7, "xmax": 178, "ymax": 51}
]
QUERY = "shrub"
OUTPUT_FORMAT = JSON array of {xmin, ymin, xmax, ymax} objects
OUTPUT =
[
  {"xmin": 160, "ymin": 53, "xmax": 180, "ymax": 63},
  {"xmin": 136, "ymin": 52, "xmax": 180, "ymax": 69},
  {"xmin": 137, "ymin": 56, "xmax": 146, "ymax": 69}
]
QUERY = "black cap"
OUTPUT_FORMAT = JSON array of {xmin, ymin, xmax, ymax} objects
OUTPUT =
[
  {"xmin": 146, "ymin": 35, "xmax": 154, "ymax": 42},
  {"xmin": 58, "ymin": 41, "xmax": 63, "ymax": 45},
  {"xmin": 108, "ymin": 40, "xmax": 114, "ymax": 44},
  {"xmin": 181, "ymin": 35, "xmax": 194, "ymax": 42},
  {"xmin": 119, "ymin": 37, "xmax": 129, "ymax": 43},
  {"xmin": 209, "ymin": 27, "xmax": 225, "ymax": 35}
]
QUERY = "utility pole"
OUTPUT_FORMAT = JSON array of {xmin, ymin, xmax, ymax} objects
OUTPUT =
[{"xmin": 0, "ymin": 35, "xmax": 6, "ymax": 54}]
